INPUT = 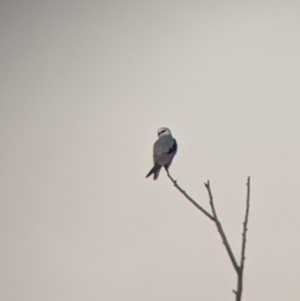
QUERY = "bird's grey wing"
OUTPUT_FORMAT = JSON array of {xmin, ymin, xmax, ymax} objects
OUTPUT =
[{"xmin": 153, "ymin": 136, "xmax": 177, "ymax": 166}]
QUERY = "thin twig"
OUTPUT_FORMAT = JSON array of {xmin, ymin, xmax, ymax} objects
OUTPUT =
[
  {"xmin": 166, "ymin": 170, "xmax": 215, "ymax": 221},
  {"xmin": 204, "ymin": 181, "xmax": 240, "ymax": 274},
  {"xmin": 236, "ymin": 177, "xmax": 251, "ymax": 301}
]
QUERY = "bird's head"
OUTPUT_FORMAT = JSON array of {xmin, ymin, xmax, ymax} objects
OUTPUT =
[{"xmin": 157, "ymin": 127, "xmax": 171, "ymax": 137}]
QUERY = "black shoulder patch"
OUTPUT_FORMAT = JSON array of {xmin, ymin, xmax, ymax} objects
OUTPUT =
[{"xmin": 167, "ymin": 139, "xmax": 177, "ymax": 154}]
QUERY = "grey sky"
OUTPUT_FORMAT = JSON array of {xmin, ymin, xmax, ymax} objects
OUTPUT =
[{"xmin": 1, "ymin": 1, "xmax": 300, "ymax": 300}]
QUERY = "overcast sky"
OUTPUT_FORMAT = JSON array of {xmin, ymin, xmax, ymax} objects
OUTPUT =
[{"xmin": 1, "ymin": 1, "xmax": 300, "ymax": 300}]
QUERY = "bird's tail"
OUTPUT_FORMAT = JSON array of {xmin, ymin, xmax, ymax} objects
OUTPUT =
[{"xmin": 146, "ymin": 164, "xmax": 161, "ymax": 180}]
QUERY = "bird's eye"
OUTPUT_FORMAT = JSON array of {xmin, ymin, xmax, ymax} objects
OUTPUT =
[{"xmin": 159, "ymin": 130, "xmax": 166, "ymax": 135}]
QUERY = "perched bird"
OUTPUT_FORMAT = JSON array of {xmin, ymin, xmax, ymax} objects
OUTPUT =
[{"xmin": 146, "ymin": 127, "xmax": 177, "ymax": 180}]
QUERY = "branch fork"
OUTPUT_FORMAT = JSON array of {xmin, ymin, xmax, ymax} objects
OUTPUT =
[{"xmin": 166, "ymin": 170, "xmax": 251, "ymax": 301}]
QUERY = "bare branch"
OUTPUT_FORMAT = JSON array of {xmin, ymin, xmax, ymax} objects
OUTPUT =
[
  {"xmin": 166, "ymin": 171, "xmax": 251, "ymax": 301},
  {"xmin": 240, "ymin": 177, "xmax": 251, "ymax": 269},
  {"xmin": 166, "ymin": 170, "xmax": 215, "ymax": 221},
  {"xmin": 236, "ymin": 177, "xmax": 251, "ymax": 301},
  {"xmin": 204, "ymin": 181, "xmax": 240, "ymax": 274}
]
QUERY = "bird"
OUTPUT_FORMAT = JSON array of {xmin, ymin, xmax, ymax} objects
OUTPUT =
[{"xmin": 146, "ymin": 127, "xmax": 177, "ymax": 180}]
